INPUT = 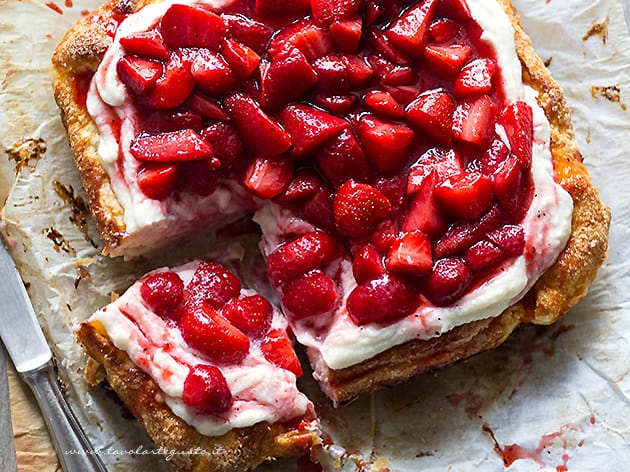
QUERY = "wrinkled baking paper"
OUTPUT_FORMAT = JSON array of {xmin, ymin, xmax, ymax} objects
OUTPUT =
[{"xmin": 1, "ymin": 0, "xmax": 629, "ymax": 470}]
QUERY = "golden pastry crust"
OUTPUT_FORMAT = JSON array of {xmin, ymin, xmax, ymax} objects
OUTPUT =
[
  {"xmin": 76, "ymin": 321, "xmax": 319, "ymax": 472},
  {"xmin": 313, "ymin": 0, "xmax": 611, "ymax": 406}
]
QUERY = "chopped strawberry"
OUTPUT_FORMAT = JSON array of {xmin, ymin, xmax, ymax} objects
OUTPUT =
[
  {"xmin": 260, "ymin": 48, "xmax": 318, "ymax": 111},
  {"xmin": 333, "ymin": 180, "xmax": 392, "ymax": 238},
  {"xmin": 222, "ymin": 294, "xmax": 272, "ymax": 338},
  {"xmin": 434, "ymin": 171, "xmax": 494, "ymax": 221},
  {"xmin": 129, "ymin": 129, "xmax": 214, "ymax": 163},
  {"xmin": 224, "ymin": 93, "xmax": 291, "ymax": 156},
  {"xmin": 302, "ymin": 188, "xmax": 336, "ymax": 231},
  {"xmin": 478, "ymin": 138, "xmax": 510, "ymax": 175},
  {"xmin": 406, "ymin": 89, "xmax": 455, "ymax": 145},
  {"xmin": 189, "ymin": 48, "xmax": 237, "ymax": 97},
  {"xmin": 221, "ymin": 38, "xmax": 260, "ymax": 79},
  {"xmin": 429, "ymin": 18, "xmax": 458, "ymax": 43},
  {"xmin": 423, "ymin": 44, "xmax": 472, "ymax": 77},
  {"xmin": 374, "ymin": 173, "xmax": 407, "ymax": 212},
  {"xmin": 499, "ymin": 100, "xmax": 534, "ymax": 169},
  {"xmin": 277, "ymin": 104, "xmax": 348, "ymax": 157},
  {"xmin": 367, "ymin": 55, "xmax": 415, "ymax": 86},
  {"xmin": 330, "ymin": 15, "xmax": 363, "ymax": 53},
  {"xmin": 310, "ymin": 0, "xmax": 363, "ymax": 26},
  {"xmin": 116, "ymin": 55, "xmax": 163, "ymax": 96},
  {"xmin": 242, "ymin": 155, "xmax": 295, "ymax": 199},
  {"xmin": 141, "ymin": 50, "xmax": 195, "ymax": 110},
  {"xmin": 282, "ymin": 269, "xmax": 338, "ymax": 319},
  {"xmin": 261, "ymin": 329, "xmax": 302, "ymax": 377},
  {"xmin": 200, "ymin": 123, "xmax": 243, "ymax": 168},
  {"xmin": 160, "ymin": 4, "xmax": 227, "ymax": 50},
  {"xmin": 352, "ymin": 244, "xmax": 385, "ymax": 284},
  {"xmin": 356, "ymin": 115, "xmax": 415, "ymax": 174},
  {"xmin": 223, "ymin": 13, "xmax": 273, "ymax": 54},
  {"xmin": 347, "ymin": 272, "xmax": 417, "ymax": 325},
  {"xmin": 179, "ymin": 303, "xmax": 250, "ymax": 363},
  {"xmin": 452, "ymin": 95, "xmax": 498, "ymax": 148},
  {"xmin": 453, "ymin": 58, "xmax": 497, "ymax": 97},
  {"xmin": 313, "ymin": 54, "xmax": 349, "ymax": 96},
  {"xmin": 143, "ymin": 110, "xmax": 203, "ymax": 134},
  {"xmin": 386, "ymin": 230, "xmax": 433, "ymax": 275},
  {"xmin": 185, "ymin": 262, "xmax": 242, "ymax": 310},
  {"xmin": 402, "ymin": 171, "xmax": 448, "ymax": 236},
  {"xmin": 254, "ymin": 0, "xmax": 310, "ymax": 18},
  {"xmin": 266, "ymin": 231, "xmax": 339, "ymax": 286},
  {"xmin": 313, "ymin": 94, "xmax": 358, "ymax": 114},
  {"xmin": 434, "ymin": 205, "xmax": 503, "ymax": 258},
  {"xmin": 140, "ymin": 271, "xmax": 184, "ymax": 320},
  {"xmin": 486, "ymin": 225, "xmax": 525, "ymax": 256},
  {"xmin": 177, "ymin": 159, "xmax": 220, "ymax": 196},
  {"xmin": 364, "ymin": 90, "xmax": 404, "ymax": 119},
  {"xmin": 464, "ymin": 240, "xmax": 505, "ymax": 273},
  {"xmin": 407, "ymin": 147, "xmax": 463, "ymax": 193},
  {"xmin": 491, "ymin": 154, "xmax": 527, "ymax": 220},
  {"xmin": 316, "ymin": 128, "xmax": 373, "ymax": 187},
  {"xmin": 423, "ymin": 257, "xmax": 473, "ymax": 306},
  {"xmin": 119, "ymin": 30, "xmax": 170, "ymax": 60},
  {"xmin": 275, "ymin": 169, "xmax": 323, "ymax": 204},
  {"xmin": 341, "ymin": 54, "xmax": 374, "ymax": 88},
  {"xmin": 369, "ymin": 28, "xmax": 411, "ymax": 66},
  {"xmin": 269, "ymin": 20, "xmax": 333, "ymax": 61},
  {"xmin": 435, "ymin": 0, "xmax": 472, "ymax": 20},
  {"xmin": 381, "ymin": 84, "xmax": 420, "ymax": 105},
  {"xmin": 182, "ymin": 364, "xmax": 233, "ymax": 414},
  {"xmin": 385, "ymin": 0, "xmax": 439, "ymax": 57},
  {"xmin": 137, "ymin": 163, "xmax": 179, "ymax": 200},
  {"xmin": 368, "ymin": 219, "xmax": 398, "ymax": 252},
  {"xmin": 183, "ymin": 92, "xmax": 229, "ymax": 121}
]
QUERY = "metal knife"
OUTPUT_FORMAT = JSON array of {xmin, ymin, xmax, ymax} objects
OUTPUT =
[
  {"xmin": 0, "ymin": 237, "xmax": 107, "ymax": 472},
  {"xmin": 0, "ymin": 342, "xmax": 17, "ymax": 472}
]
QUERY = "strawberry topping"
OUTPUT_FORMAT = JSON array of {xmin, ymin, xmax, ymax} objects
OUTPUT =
[{"xmin": 182, "ymin": 364, "xmax": 233, "ymax": 414}]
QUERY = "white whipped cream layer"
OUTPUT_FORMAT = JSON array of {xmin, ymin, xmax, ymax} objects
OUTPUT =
[
  {"xmin": 255, "ymin": 0, "xmax": 573, "ymax": 370},
  {"xmin": 89, "ymin": 261, "xmax": 309, "ymax": 436}
]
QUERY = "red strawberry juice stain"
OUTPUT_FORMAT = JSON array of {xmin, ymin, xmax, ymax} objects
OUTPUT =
[
  {"xmin": 81, "ymin": 9, "xmax": 89, "ymax": 16},
  {"xmin": 45, "ymin": 1, "xmax": 63, "ymax": 15},
  {"xmin": 65, "ymin": 0, "xmax": 73, "ymax": 7},
  {"xmin": 446, "ymin": 391, "xmax": 482, "ymax": 417}
]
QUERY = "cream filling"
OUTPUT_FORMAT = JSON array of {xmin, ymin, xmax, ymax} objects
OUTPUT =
[{"xmin": 89, "ymin": 262, "xmax": 309, "ymax": 436}]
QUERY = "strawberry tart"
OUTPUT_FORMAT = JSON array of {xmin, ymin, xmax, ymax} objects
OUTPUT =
[{"xmin": 53, "ymin": 0, "xmax": 610, "ymax": 466}]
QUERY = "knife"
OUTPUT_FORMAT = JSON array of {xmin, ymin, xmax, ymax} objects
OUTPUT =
[
  {"xmin": 0, "ymin": 342, "xmax": 17, "ymax": 472},
  {"xmin": 0, "ymin": 238, "xmax": 107, "ymax": 472}
]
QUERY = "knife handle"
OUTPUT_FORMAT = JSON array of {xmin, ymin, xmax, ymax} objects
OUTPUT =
[{"xmin": 21, "ymin": 361, "xmax": 108, "ymax": 472}]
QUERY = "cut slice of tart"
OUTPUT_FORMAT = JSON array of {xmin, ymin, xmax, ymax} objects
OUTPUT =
[
  {"xmin": 76, "ymin": 261, "xmax": 319, "ymax": 472},
  {"xmin": 54, "ymin": 0, "xmax": 610, "ymax": 408}
]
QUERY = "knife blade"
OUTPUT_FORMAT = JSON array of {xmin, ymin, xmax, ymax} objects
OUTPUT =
[
  {"xmin": 0, "ymin": 342, "xmax": 17, "ymax": 472},
  {"xmin": 0, "ymin": 237, "xmax": 107, "ymax": 472}
]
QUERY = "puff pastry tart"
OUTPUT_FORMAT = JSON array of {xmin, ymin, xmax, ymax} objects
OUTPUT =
[
  {"xmin": 55, "ymin": 0, "xmax": 609, "ymax": 413},
  {"xmin": 77, "ymin": 261, "xmax": 318, "ymax": 471}
]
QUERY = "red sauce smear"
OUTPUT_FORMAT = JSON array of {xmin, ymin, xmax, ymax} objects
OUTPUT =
[
  {"xmin": 45, "ymin": 1, "xmax": 63, "ymax": 15},
  {"xmin": 65, "ymin": 0, "xmax": 73, "ymax": 7}
]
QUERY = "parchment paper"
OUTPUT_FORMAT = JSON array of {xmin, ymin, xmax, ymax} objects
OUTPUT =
[{"xmin": 0, "ymin": 0, "xmax": 628, "ymax": 470}]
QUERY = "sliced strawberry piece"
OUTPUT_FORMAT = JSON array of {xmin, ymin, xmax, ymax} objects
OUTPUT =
[
  {"xmin": 313, "ymin": 94, "xmax": 358, "ymax": 114},
  {"xmin": 222, "ymin": 294, "xmax": 272, "ymax": 338},
  {"xmin": 179, "ymin": 303, "xmax": 250, "ymax": 363},
  {"xmin": 177, "ymin": 159, "xmax": 220, "ymax": 196},
  {"xmin": 261, "ymin": 329, "xmax": 302, "ymax": 377},
  {"xmin": 275, "ymin": 169, "xmax": 323, "ymax": 204},
  {"xmin": 140, "ymin": 271, "xmax": 184, "ymax": 320},
  {"xmin": 224, "ymin": 93, "xmax": 291, "ymax": 156},
  {"xmin": 190, "ymin": 49, "xmax": 237, "ymax": 97},
  {"xmin": 453, "ymin": 58, "xmax": 497, "ymax": 98},
  {"xmin": 313, "ymin": 54, "xmax": 349, "ymax": 96},
  {"xmin": 434, "ymin": 205, "xmax": 503, "ymax": 258},
  {"xmin": 486, "ymin": 225, "xmax": 525, "ymax": 256},
  {"xmin": 353, "ymin": 244, "xmax": 385, "ymax": 284},
  {"xmin": 116, "ymin": 55, "xmax": 162, "ymax": 96},
  {"xmin": 347, "ymin": 272, "xmax": 417, "ymax": 325},
  {"xmin": 282, "ymin": 269, "xmax": 338, "ymax": 319},
  {"xmin": 266, "ymin": 231, "xmax": 339, "ymax": 286},
  {"xmin": 369, "ymin": 219, "xmax": 398, "ymax": 253},
  {"xmin": 381, "ymin": 84, "xmax": 420, "ymax": 105},
  {"xmin": 464, "ymin": 240, "xmax": 505, "ymax": 273},
  {"xmin": 182, "ymin": 364, "xmax": 233, "ymax": 414},
  {"xmin": 367, "ymin": 55, "xmax": 415, "ymax": 86},
  {"xmin": 160, "ymin": 4, "xmax": 227, "ymax": 50},
  {"xmin": 357, "ymin": 115, "xmax": 415, "ymax": 174},
  {"xmin": 385, "ymin": 0, "xmax": 439, "ymax": 57},
  {"xmin": 255, "ymin": 0, "xmax": 310, "ymax": 18},
  {"xmin": 277, "ymin": 104, "xmax": 348, "ymax": 157},
  {"xmin": 242, "ymin": 155, "xmax": 294, "ymax": 199},
  {"xmin": 137, "ymin": 163, "xmax": 179, "ymax": 200},
  {"xmin": 402, "ymin": 171, "xmax": 448, "ymax": 236},
  {"xmin": 200, "ymin": 122, "xmax": 243, "ymax": 168},
  {"xmin": 341, "ymin": 54, "xmax": 374, "ymax": 88},
  {"xmin": 491, "ymin": 154, "xmax": 527, "ymax": 220},
  {"xmin": 434, "ymin": 171, "xmax": 494, "ymax": 221},
  {"xmin": 406, "ymin": 89, "xmax": 455, "ymax": 145},
  {"xmin": 424, "ymin": 257, "xmax": 473, "ymax": 306},
  {"xmin": 221, "ymin": 38, "xmax": 260, "ymax": 79},
  {"xmin": 310, "ymin": 0, "xmax": 362, "ymax": 26},
  {"xmin": 269, "ymin": 20, "xmax": 333, "ymax": 61},
  {"xmin": 374, "ymin": 173, "xmax": 407, "ymax": 212},
  {"xmin": 333, "ymin": 180, "xmax": 392, "ymax": 238},
  {"xmin": 452, "ymin": 95, "xmax": 498, "ymax": 148},
  {"xmin": 499, "ymin": 100, "xmax": 534, "ymax": 169},
  {"xmin": 386, "ymin": 231, "xmax": 433, "ymax": 275},
  {"xmin": 423, "ymin": 44, "xmax": 472, "ymax": 77},
  {"xmin": 130, "ymin": 129, "xmax": 214, "ymax": 163},
  {"xmin": 302, "ymin": 188, "xmax": 336, "ymax": 231},
  {"xmin": 364, "ymin": 90, "xmax": 404, "ymax": 119},
  {"xmin": 142, "ymin": 50, "xmax": 195, "ymax": 110},
  {"xmin": 478, "ymin": 138, "xmax": 510, "ymax": 175},
  {"xmin": 330, "ymin": 15, "xmax": 363, "ymax": 53},
  {"xmin": 316, "ymin": 128, "xmax": 373, "ymax": 187},
  {"xmin": 143, "ymin": 110, "xmax": 203, "ymax": 134},
  {"xmin": 260, "ymin": 48, "xmax": 318, "ymax": 111},
  {"xmin": 435, "ymin": 0, "xmax": 472, "ymax": 19},
  {"xmin": 185, "ymin": 262, "xmax": 242, "ymax": 310},
  {"xmin": 407, "ymin": 148, "xmax": 463, "ymax": 193},
  {"xmin": 183, "ymin": 92, "xmax": 229, "ymax": 121},
  {"xmin": 119, "ymin": 30, "xmax": 170, "ymax": 60},
  {"xmin": 429, "ymin": 18, "xmax": 458, "ymax": 43},
  {"xmin": 223, "ymin": 13, "xmax": 273, "ymax": 54}
]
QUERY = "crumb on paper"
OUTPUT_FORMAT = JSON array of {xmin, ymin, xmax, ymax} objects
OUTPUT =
[
  {"xmin": 543, "ymin": 56, "xmax": 553, "ymax": 68},
  {"xmin": 590, "ymin": 85, "xmax": 627, "ymax": 110},
  {"xmin": 53, "ymin": 180, "xmax": 98, "ymax": 248},
  {"xmin": 74, "ymin": 264, "xmax": 91, "ymax": 288},
  {"xmin": 5, "ymin": 137, "xmax": 46, "ymax": 174},
  {"xmin": 43, "ymin": 226, "xmax": 76, "ymax": 255},
  {"xmin": 582, "ymin": 17, "xmax": 609, "ymax": 44}
]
